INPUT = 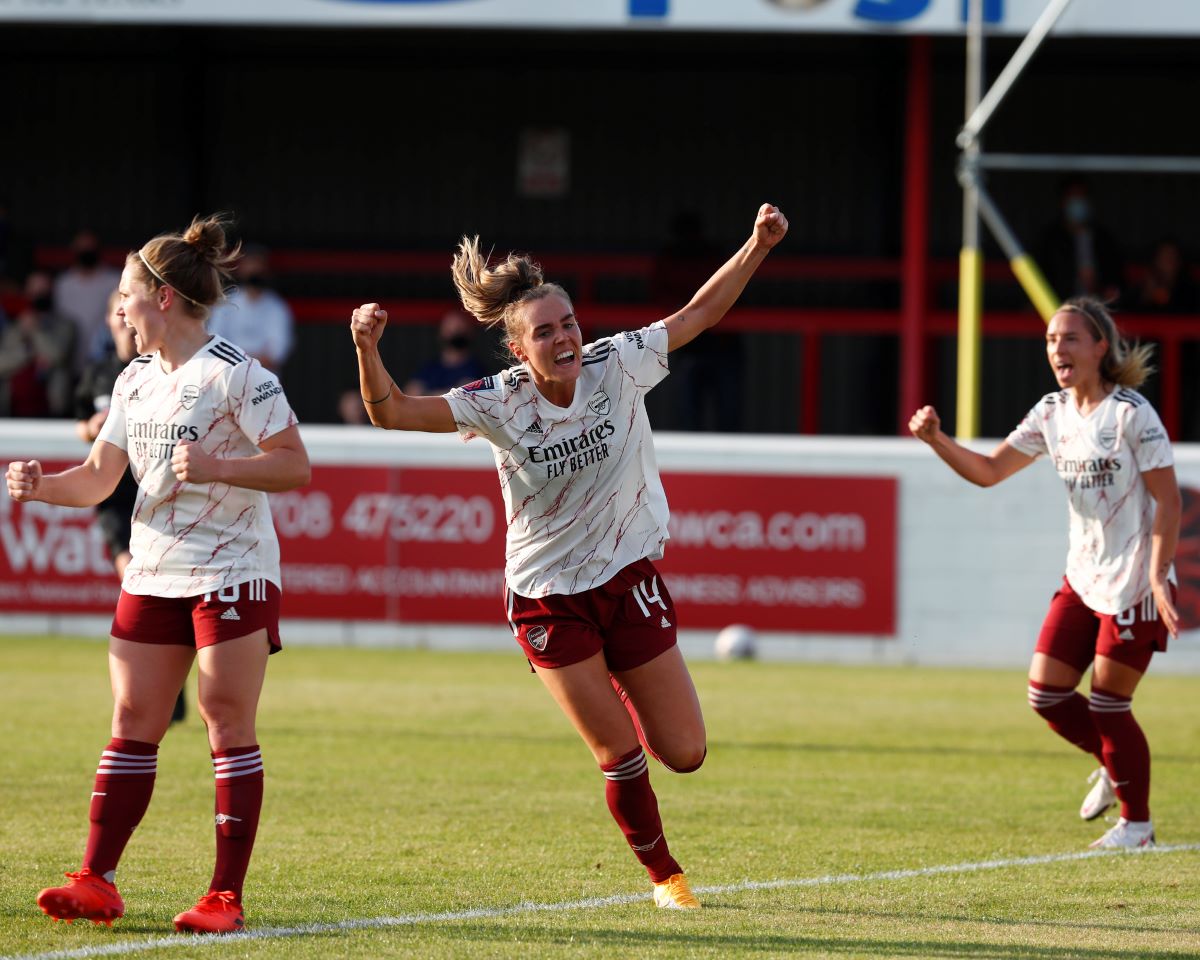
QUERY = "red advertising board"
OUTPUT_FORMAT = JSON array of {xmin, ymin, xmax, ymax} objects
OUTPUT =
[
  {"xmin": 657, "ymin": 472, "xmax": 896, "ymax": 634},
  {"xmin": 1, "ymin": 463, "xmax": 896, "ymax": 635}
]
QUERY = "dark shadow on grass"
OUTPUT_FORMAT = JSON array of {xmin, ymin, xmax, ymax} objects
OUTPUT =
[
  {"xmin": 412, "ymin": 922, "xmax": 1200, "ymax": 959},
  {"xmin": 267, "ymin": 725, "xmax": 1196, "ymax": 766},
  {"xmin": 794, "ymin": 903, "xmax": 1200, "ymax": 939}
]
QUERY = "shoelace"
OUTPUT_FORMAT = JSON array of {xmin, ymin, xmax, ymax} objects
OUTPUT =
[
  {"xmin": 197, "ymin": 891, "xmax": 240, "ymax": 911},
  {"xmin": 62, "ymin": 869, "xmax": 107, "ymax": 885}
]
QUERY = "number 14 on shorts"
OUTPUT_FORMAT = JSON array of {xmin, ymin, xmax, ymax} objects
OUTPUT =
[{"xmin": 631, "ymin": 576, "xmax": 668, "ymax": 619}]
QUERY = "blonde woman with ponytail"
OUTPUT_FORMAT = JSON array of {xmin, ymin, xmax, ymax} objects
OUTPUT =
[
  {"xmin": 352, "ymin": 203, "xmax": 788, "ymax": 908},
  {"xmin": 6, "ymin": 215, "xmax": 310, "ymax": 934},
  {"xmin": 909, "ymin": 296, "xmax": 1181, "ymax": 850}
]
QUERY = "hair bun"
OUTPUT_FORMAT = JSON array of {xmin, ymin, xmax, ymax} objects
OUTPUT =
[{"xmin": 182, "ymin": 214, "xmax": 231, "ymax": 264}]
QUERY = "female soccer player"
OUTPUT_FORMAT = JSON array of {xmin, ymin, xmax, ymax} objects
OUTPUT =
[
  {"xmin": 6, "ymin": 215, "xmax": 310, "ymax": 933},
  {"xmin": 351, "ymin": 203, "xmax": 788, "ymax": 907},
  {"xmin": 909, "ymin": 297, "xmax": 1181, "ymax": 849}
]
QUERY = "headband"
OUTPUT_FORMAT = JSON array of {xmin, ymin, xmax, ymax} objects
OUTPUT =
[
  {"xmin": 138, "ymin": 249, "xmax": 204, "ymax": 307},
  {"xmin": 1059, "ymin": 302, "xmax": 1108, "ymax": 342}
]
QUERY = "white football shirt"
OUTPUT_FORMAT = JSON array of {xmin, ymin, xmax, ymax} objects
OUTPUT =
[
  {"xmin": 97, "ymin": 335, "xmax": 298, "ymax": 597},
  {"xmin": 445, "ymin": 321, "xmax": 671, "ymax": 598},
  {"xmin": 1006, "ymin": 387, "xmax": 1174, "ymax": 614}
]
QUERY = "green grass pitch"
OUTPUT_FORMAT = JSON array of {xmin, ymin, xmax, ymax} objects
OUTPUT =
[{"xmin": 2, "ymin": 635, "xmax": 1199, "ymax": 959}]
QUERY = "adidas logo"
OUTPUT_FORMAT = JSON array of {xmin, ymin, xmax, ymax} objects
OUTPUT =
[
  {"xmin": 128, "ymin": 388, "xmax": 140, "ymax": 403},
  {"xmin": 220, "ymin": 607, "xmax": 241, "ymax": 621},
  {"xmin": 527, "ymin": 418, "xmax": 543, "ymax": 434},
  {"xmin": 1118, "ymin": 628, "xmax": 1135, "ymax": 640},
  {"xmin": 660, "ymin": 615, "xmax": 671, "ymax": 629}
]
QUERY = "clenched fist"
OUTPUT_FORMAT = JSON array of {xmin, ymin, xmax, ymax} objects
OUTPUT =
[
  {"xmin": 351, "ymin": 303, "xmax": 388, "ymax": 351},
  {"xmin": 752, "ymin": 204, "xmax": 788, "ymax": 252},
  {"xmin": 6, "ymin": 459, "xmax": 42, "ymax": 502},
  {"xmin": 908, "ymin": 405, "xmax": 942, "ymax": 444},
  {"xmin": 171, "ymin": 441, "xmax": 221, "ymax": 485}
]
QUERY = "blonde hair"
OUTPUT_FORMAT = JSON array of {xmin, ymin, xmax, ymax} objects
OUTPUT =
[
  {"xmin": 127, "ymin": 214, "xmax": 240, "ymax": 319},
  {"xmin": 1056, "ymin": 296, "xmax": 1155, "ymax": 389},
  {"xmin": 450, "ymin": 235, "xmax": 571, "ymax": 353}
]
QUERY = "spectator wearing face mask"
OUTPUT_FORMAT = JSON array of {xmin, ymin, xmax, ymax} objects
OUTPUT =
[
  {"xmin": 402, "ymin": 308, "xmax": 487, "ymax": 395},
  {"xmin": 1126, "ymin": 237, "xmax": 1198, "ymax": 315},
  {"xmin": 0, "ymin": 271, "xmax": 78, "ymax": 417},
  {"xmin": 206, "ymin": 245, "xmax": 294, "ymax": 374},
  {"xmin": 54, "ymin": 229, "xmax": 121, "ymax": 370},
  {"xmin": 1036, "ymin": 178, "xmax": 1124, "ymax": 303}
]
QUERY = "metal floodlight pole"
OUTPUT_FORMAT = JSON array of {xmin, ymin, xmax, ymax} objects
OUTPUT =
[
  {"xmin": 979, "ymin": 153, "xmax": 1200, "ymax": 174},
  {"xmin": 968, "ymin": 178, "xmax": 1060, "ymax": 322},
  {"xmin": 957, "ymin": 0, "xmax": 985, "ymax": 440},
  {"xmin": 957, "ymin": 0, "xmax": 1076, "ymax": 149}
]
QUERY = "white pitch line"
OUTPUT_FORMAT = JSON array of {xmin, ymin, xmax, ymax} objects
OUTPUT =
[{"xmin": 7, "ymin": 843, "xmax": 1199, "ymax": 960}]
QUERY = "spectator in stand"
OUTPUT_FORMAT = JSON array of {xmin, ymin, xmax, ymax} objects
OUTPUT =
[
  {"xmin": 0, "ymin": 201, "xmax": 11, "ymax": 286},
  {"xmin": 207, "ymin": 245, "xmax": 294, "ymax": 374},
  {"xmin": 651, "ymin": 211, "xmax": 743, "ymax": 432},
  {"xmin": 0, "ymin": 271, "xmax": 78, "ymax": 417},
  {"xmin": 76, "ymin": 290, "xmax": 186, "ymax": 724},
  {"xmin": 402, "ymin": 308, "xmax": 487, "ymax": 396},
  {"xmin": 1036, "ymin": 178, "xmax": 1123, "ymax": 303},
  {"xmin": 1126, "ymin": 238, "xmax": 1198, "ymax": 315},
  {"xmin": 54, "ymin": 229, "xmax": 121, "ymax": 370},
  {"xmin": 337, "ymin": 388, "xmax": 370, "ymax": 425}
]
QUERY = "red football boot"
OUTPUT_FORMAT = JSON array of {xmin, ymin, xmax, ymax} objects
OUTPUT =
[
  {"xmin": 173, "ymin": 890, "xmax": 245, "ymax": 934},
  {"xmin": 36, "ymin": 869, "xmax": 124, "ymax": 926}
]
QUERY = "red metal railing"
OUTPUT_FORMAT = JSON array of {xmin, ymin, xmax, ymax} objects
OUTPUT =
[{"xmin": 29, "ymin": 246, "xmax": 1200, "ymax": 438}]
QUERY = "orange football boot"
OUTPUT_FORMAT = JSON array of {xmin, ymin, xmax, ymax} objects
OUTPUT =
[
  {"xmin": 36, "ymin": 869, "xmax": 124, "ymax": 926},
  {"xmin": 173, "ymin": 890, "xmax": 246, "ymax": 934}
]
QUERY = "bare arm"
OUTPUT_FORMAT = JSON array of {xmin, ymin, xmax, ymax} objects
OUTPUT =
[
  {"xmin": 1143, "ymin": 464, "xmax": 1182, "ymax": 637},
  {"xmin": 662, "ymin": 204, "xmax": 789, "ymax": 353},
  {"xmin": 170, "ymin": 424, "xmax": 311, "ymax": 492},
  {"xmin": 6, "ymin": 439, "xmax": 129, "ymax": 507},
  {"xmin": 908, "ymin": 405, "xmax": 1034, "ymax": 487},
  {"xmin": 351, "ymin": 303, "xmax": 458, "ymax": 432}
]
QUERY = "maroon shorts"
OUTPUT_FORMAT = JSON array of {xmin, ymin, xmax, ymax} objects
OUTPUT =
[
  {"xmin": 111, "ymin": 578, "xmax": 282, "ymax": 653},
  {"xmin": 1035, "ymin": 576, "xmax": 1169, "ymax": 675},
  {"xmin": 506, "ymin": 558, "xmax": 678, "ymax": 671}
]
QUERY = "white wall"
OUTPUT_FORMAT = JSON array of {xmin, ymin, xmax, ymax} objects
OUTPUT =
[{"xmin": 2, "ymin": 421, "xmax": 1197, "ymax": 672}]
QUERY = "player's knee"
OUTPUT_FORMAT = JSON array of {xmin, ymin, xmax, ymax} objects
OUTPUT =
[
  {"xmin": 197, "ymin": 695, "xmax": 255, "ymax": 745},
  {"xmin": 1087, "ymin": 687, "xmax": 1133, "ymax": 729},
  {"xmin": 1027, "ymin": 681, "xmax": 1073, "ymax": 718},
  {"xmin": 111, "ymin": 697, "xmax": 166, "ymax": 739},
  {"xmin": 662, "ymin": 743, "xmax": 707, "ymax": 774}
]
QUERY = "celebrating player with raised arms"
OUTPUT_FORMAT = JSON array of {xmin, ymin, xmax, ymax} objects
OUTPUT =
[
  {"xmin": 351, "ymin": 203, "xmax": 788, "ymax": 908},
  {"xmin": 910, "ymin": 297, "xmax": 1181, "ymax": 849},
  {"xmin": 6, "ymin": 215, "xmax": 310, "ymax": 934}
]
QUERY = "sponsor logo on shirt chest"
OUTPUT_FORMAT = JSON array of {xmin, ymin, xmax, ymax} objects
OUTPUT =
[
  {"xmin": 129, "ymin": 420, "xmax": 200, "ymax": 462},
  {"xmin": 1055, "ymin": 453, "xmax": 1123, "ymax": 492},
  {"xmin": 529, "ymin": 419, "xmax": 616, "ymax": 479}
]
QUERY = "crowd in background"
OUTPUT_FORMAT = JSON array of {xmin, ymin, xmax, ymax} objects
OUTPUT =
[
  {"xmin": 0, "ymin": 188, "xmax": 1198, "ymax": 431},
  {"xmin": 0, "ymin": 228, "xmax": 298, "ymax": 422}
]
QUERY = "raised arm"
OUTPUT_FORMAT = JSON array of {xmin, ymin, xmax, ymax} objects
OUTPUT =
[
  {"xmin": 1143, "ymin": 464, "xmax": 1182, "ymax": 637},
  {"xmin": 662, "ymin": 203, "xmax": 788, "ymax": 353},
  {"xmin": 908, "ymin": 405, "xmax": 1034, "ymax": 488},
  {"xmin": 351, "ymin": 303, "xmax": 457, "ymax": 432},
  {"xmin": 6, "ymin": 439, "xmax": 129, "ymax": 508}
]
